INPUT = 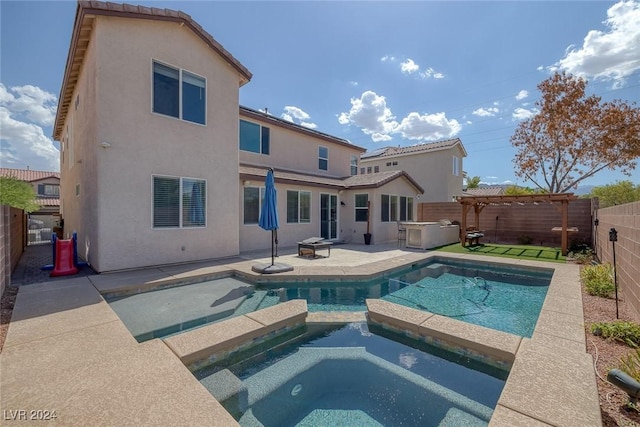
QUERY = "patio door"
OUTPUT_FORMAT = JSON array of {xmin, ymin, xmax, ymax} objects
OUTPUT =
[{"xmin": 320, "ymin": 193, "xmax": 338, "ymax": 240}]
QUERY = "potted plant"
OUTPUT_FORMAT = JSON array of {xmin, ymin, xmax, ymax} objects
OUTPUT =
[{"xmin": 364, "ymin": 200, "xmax": 372, "ymax": 245}]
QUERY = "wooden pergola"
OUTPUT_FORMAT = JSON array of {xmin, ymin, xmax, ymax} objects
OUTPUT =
[{"xmin": 457, "ymin": 193, "xmax": 579, "ymax": 255}]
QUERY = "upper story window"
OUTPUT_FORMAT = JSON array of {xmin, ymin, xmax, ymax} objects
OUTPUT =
[
  {"xmin": 374, "ymin": 166, "xmax": 379, "ymax": 173},
  {"xmin": 386, "ymin": 162, "xmax": 392, "ymax": 167},
  {"xmin": 350, "ymin": 155, "xmax": 358, "ymax": 176},
  {"xmin": 360, "ymin": 167, "xmax": 365, "ymax": 174},
  {"xmin": 367, "ymin": 167, "xmax": 372, "ymax": 174},
  {"xmin": 38, "ymin": 184, "xmax": 60, "ymax": 196},
  {"xmin": 319, "ymin": 146, "xmax": 328, "ymax": 171},
  {"xmin": 240, "ymin": 120, "xmax": 270, "ymax": 154},
  {"xmin": 153, "ymin": 61, "xmax": 206, "ymax": 125},
  {"xmin": 453, "ymin": 156, "xmax": 460, "ymax": 176}
]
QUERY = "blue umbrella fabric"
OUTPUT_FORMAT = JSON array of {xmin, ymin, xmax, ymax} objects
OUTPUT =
[{"xmin": 259, "ymin": 168, "xmax": 279, "ymax": 265}]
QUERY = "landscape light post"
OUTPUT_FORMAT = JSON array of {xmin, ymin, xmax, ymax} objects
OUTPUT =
[{"xmin": 609, "ymin": 227, "xmax": 618, "ymax": 319}]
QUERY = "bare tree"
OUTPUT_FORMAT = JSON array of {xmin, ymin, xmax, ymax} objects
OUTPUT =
[{"xmin": 511, "ymin": 72, "xmax": 640, "ymax": 193}]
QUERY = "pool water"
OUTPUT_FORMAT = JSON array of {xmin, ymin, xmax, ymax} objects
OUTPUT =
[
  {"xmin": 259, "ymin": 259, "xmax": 551, "ymax": 337},
  {"xmin": 195, "ymin": 323, "xmax": 507, "ymax": 427}
]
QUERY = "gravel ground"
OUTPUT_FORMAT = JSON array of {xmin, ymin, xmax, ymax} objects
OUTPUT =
[
  {"xmin": 583, "ymin": 286, "xmax": 640, "ymax": 426},
  {"xmin": 2, "ymin": 268, "xmax": 640, "ymax": 426}
]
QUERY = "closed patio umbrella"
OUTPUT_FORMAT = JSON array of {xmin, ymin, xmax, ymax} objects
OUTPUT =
[
  {"xmin": 259, "ymin": 168, "xmax": 279, "ymax": 266},
  {"xmin": 252, "ymin": 168, "xmax": 293, "ymax": 274}
]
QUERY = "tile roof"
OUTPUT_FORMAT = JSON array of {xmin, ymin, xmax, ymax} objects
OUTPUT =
[
  {"xmin": 54, "ymin": 1, "xmax": 252, "ymax": 140},
  {"xmin": 0, "ymin": 168, "xmax": 60, "ymax": 182},
  {"xmin": 360, "ymin": 138, "xmax": 465, "ymax": 160},
  {"xmin": 36, "ymin": 198, "xmax": 61, "ymax": 207},
  {"xmin": 462, "ymin": 187, "xmax": 505, "ymax": 196},
  {"xmin": 239, "ymin": 165, "xmax": 423, "ymax": 193}
]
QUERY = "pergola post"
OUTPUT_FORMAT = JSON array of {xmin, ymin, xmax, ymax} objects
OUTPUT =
[{"xmin": 561, "ymin": 200, "xmax": 569, "ymax": 256}]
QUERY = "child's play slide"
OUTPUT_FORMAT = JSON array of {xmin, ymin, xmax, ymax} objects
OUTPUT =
[{"xmin": 50, "ymin": 238, "xmax": 79, "ymax": 277}]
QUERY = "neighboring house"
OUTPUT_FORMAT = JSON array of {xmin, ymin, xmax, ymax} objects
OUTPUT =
[
  {"xmin": 358, "ymin": 138, "xmax": 467, "ymax": 203},
  {"xmin": 462, "ymin": 187, "xmax": 505, "ymax": 197},
  {"xmin": 0, "ymin": 168, "xmax": 61, "ymax": 216},
  {"xmin": 53, "ymin": 1, "xmax": 423, "ymax": 272}
]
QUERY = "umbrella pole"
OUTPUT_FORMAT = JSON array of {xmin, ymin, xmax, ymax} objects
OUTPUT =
[{"xmin": 271, "ymin": 230, "xmax": 275, "ymax": 266}]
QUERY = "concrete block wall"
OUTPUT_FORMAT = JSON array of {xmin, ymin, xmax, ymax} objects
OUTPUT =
[
  {"xmin": 594, "ymin": 201, "xmax": 640, "ymax": 322},
  {"xmin": 418, "ymin": 199, "xmax": 593, "ymax": 248}
]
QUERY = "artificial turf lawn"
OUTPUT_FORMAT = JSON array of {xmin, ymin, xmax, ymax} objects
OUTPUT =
[{"xmin": 435, "ymin": 242, "xmax": 566, "ymax": 263}]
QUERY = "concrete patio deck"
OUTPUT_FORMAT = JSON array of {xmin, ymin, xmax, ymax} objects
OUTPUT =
[{"xmin": 1, "ymin": 243, "xmax": 600, "ymax": 426}]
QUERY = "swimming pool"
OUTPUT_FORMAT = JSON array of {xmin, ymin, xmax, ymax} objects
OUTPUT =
[
  {"xmin": 258, "ymin": 258, "xmax": 552, "ymax": 337},
  {"xmin": 195, "ymin": 322, "xmax": 507, "ymax": 427}
]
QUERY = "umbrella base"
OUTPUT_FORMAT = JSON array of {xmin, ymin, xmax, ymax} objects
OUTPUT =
[{"xmin": 251, "ymin": 262, "xmax": 294, "ymax": 274}]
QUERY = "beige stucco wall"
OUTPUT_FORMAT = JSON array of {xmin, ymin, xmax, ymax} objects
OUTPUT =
[
  {"xmin": 360, "ymin": 145, "xmax": 465, "ymax": 202},
  {"xmin": 238, "ymin": 175, "xmax": 418, "ymax": 251},
  {"xmin": 59, "ymin": 24, "xmax": 99, "ymax": 263},
  {"xmin": 239, "ymin": 182, "xmax": 342, "ymax": 252},
  {"xmin": 60, "ymin": 16, "xmax": 243, "ymax": 272},
  {"xmin": 239, "ymin": 114, "xmax": 362, "ymax": 178}
]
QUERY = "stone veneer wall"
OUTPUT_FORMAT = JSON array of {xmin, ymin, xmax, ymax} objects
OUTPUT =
[
  {"xmin": 594, "ymin": 201, "xmax": 640, "ymax": 322},
  {"xmin": 418, "ymin": 199, "xmax": 593, "ymax": 248}
]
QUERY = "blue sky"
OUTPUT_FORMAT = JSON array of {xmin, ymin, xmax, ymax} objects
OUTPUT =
[{"xmin": 1, "ymin": 0, "xmax": 639, "ymax": 188}]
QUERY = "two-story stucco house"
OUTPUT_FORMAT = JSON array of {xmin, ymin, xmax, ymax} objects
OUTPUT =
[
  {"xmin": 54, "ymin": 1, "xmax": 423, "ymax": 272},
  {"xmin": 359, "ymin": 138, "xmax": 467, "ymax": 203}
]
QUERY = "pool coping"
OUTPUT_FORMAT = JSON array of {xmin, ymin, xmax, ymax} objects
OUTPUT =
[{"xmin": 0, "ymin": 250, "xmax": 601, "ymax": 426}]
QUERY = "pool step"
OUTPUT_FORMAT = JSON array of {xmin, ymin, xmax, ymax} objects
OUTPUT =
[{"xmin": 234, "ymin": 291, "xmax": 269, "ymax": 316}]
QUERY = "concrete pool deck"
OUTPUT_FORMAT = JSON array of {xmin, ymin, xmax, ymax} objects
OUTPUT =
[{"xmin": 1, "ymin": 243, "xmax": 600, "ymax": 426}]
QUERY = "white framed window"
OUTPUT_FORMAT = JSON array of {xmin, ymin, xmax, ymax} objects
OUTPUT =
[
  {"xmin": 374, "ymin": 166, "xmax": 379, "ymax": 173},
  {"xmin": 243, "ymin": 186, "xmax": 265, "ymax": 225},
  {"xmin": 240, "ymin": 120, "xmax": 270, "ymax": 154},
  {"xmin": 153, "ymin": 175, "xmax": 206, "ymax": 228},
  {"xmin": 355, "ymin": 194, "xmax": 368, "ymax": 222},
  {"xmin": 38, "ymin": 184, "xmax": 60, "ymax": 196},
  {"xmin": 399, "ymin": 196, "xmax": 414, "ymax": 221},
  {"xmin": 453, "ymin": 155, "xmax": 460, "ymax": 176},
  {"xmin": 319, "ymin": 146, "xmax": 328, "ymax": 171},
  {"xmin": 350, "ymin": 155, "xmax": 358, "ymax": 175},
  {"xmin": 152, "ymin": 61, "xmax": 206, "ymax": 125},
  {"xmin": 380, "ymin": 194, "xmax": 407, "ymax": 222},
  {"xmin": 287, "ymin": 190, "xmax": 311, "ymax": 223},
  {"xmin": 367, "ymin": 167, "xmax": 372, "ymax": 174},
  {"xmin": 360, "ymin": 167, "xmax": 365, "ymax": 174}
]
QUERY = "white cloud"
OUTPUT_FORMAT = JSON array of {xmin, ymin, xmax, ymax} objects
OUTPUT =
[
  {"xmin": 400, "ymin": 58, "xmax": 420, "ymax": 74},
  {"xmin": 338, "ymin": 90, "xmax": 460, "ymax": 142},
  {"xmin": 280, "ymin": 106, "xmax": 316, "ymax": 128},
  {"xmin": 421, "ymin": 67, "xmax": 445, "ymax": 79},
  {"xmin": 338, "ymin": 91, "xmax": 398, "ymax": 142},
  {"xmin": 0, "ymin": 84, "xmax": 59, "ymax": 171},
  {"xmin": 349, "ymin": 81, "xmax": 359, "ymax": 86},
  {"xmin": 282, "ymin": 106, "xmax": 310, "ymax": 121},
  {"xmin": 472, "ymin": 107, "xmax": 499, "ymax": 117},
  {"xmin": 395, "ymin": 112, "xmax": 461, "ymax": 141},
  {"xmin": 485, "ymin": 176, "xmax": 498, "ymax": 179},
  {"xmin": 550, "ymin": 0, "xmax": 640, "ymax": 83},
  {"xmin": 380, "ymin": 55, "xmax": 396, "ymax": 62},
  {"xmin": 515, "ymin": 90, "xmax": 529, "ymax": 100},
  {"xmin": 466, "ymin": 120, "xmax": 473, "ymax": 125},
  {"xmin": 512, "ymin": 107, "xmax": 538, "ymax": 120}
]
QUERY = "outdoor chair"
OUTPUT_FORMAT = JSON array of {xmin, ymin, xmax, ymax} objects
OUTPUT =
[{"xmin": 397, "ymin": 222, "xmax": 407, "ymax": 247}]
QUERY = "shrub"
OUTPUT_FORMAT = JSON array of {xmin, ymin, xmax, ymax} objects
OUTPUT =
[
  {"xmin": 591, "ymin": 321, "xmax": 640, "ymax": 348},
  {"xmin": 581, "ymin": 263, "xmax": 615, "ymax": 297},
  {"xmin": 619, "ymin": 349, "xmax": 640, "ymax": 382},
  {"xmin": 568, "ymin": 248, "xmax": 594, "ymax": 264}
]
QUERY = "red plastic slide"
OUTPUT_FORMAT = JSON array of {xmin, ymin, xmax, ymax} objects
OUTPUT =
[{"xmin": 50, "ymin": 238, "xmax": 79, "ymax": 277}]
